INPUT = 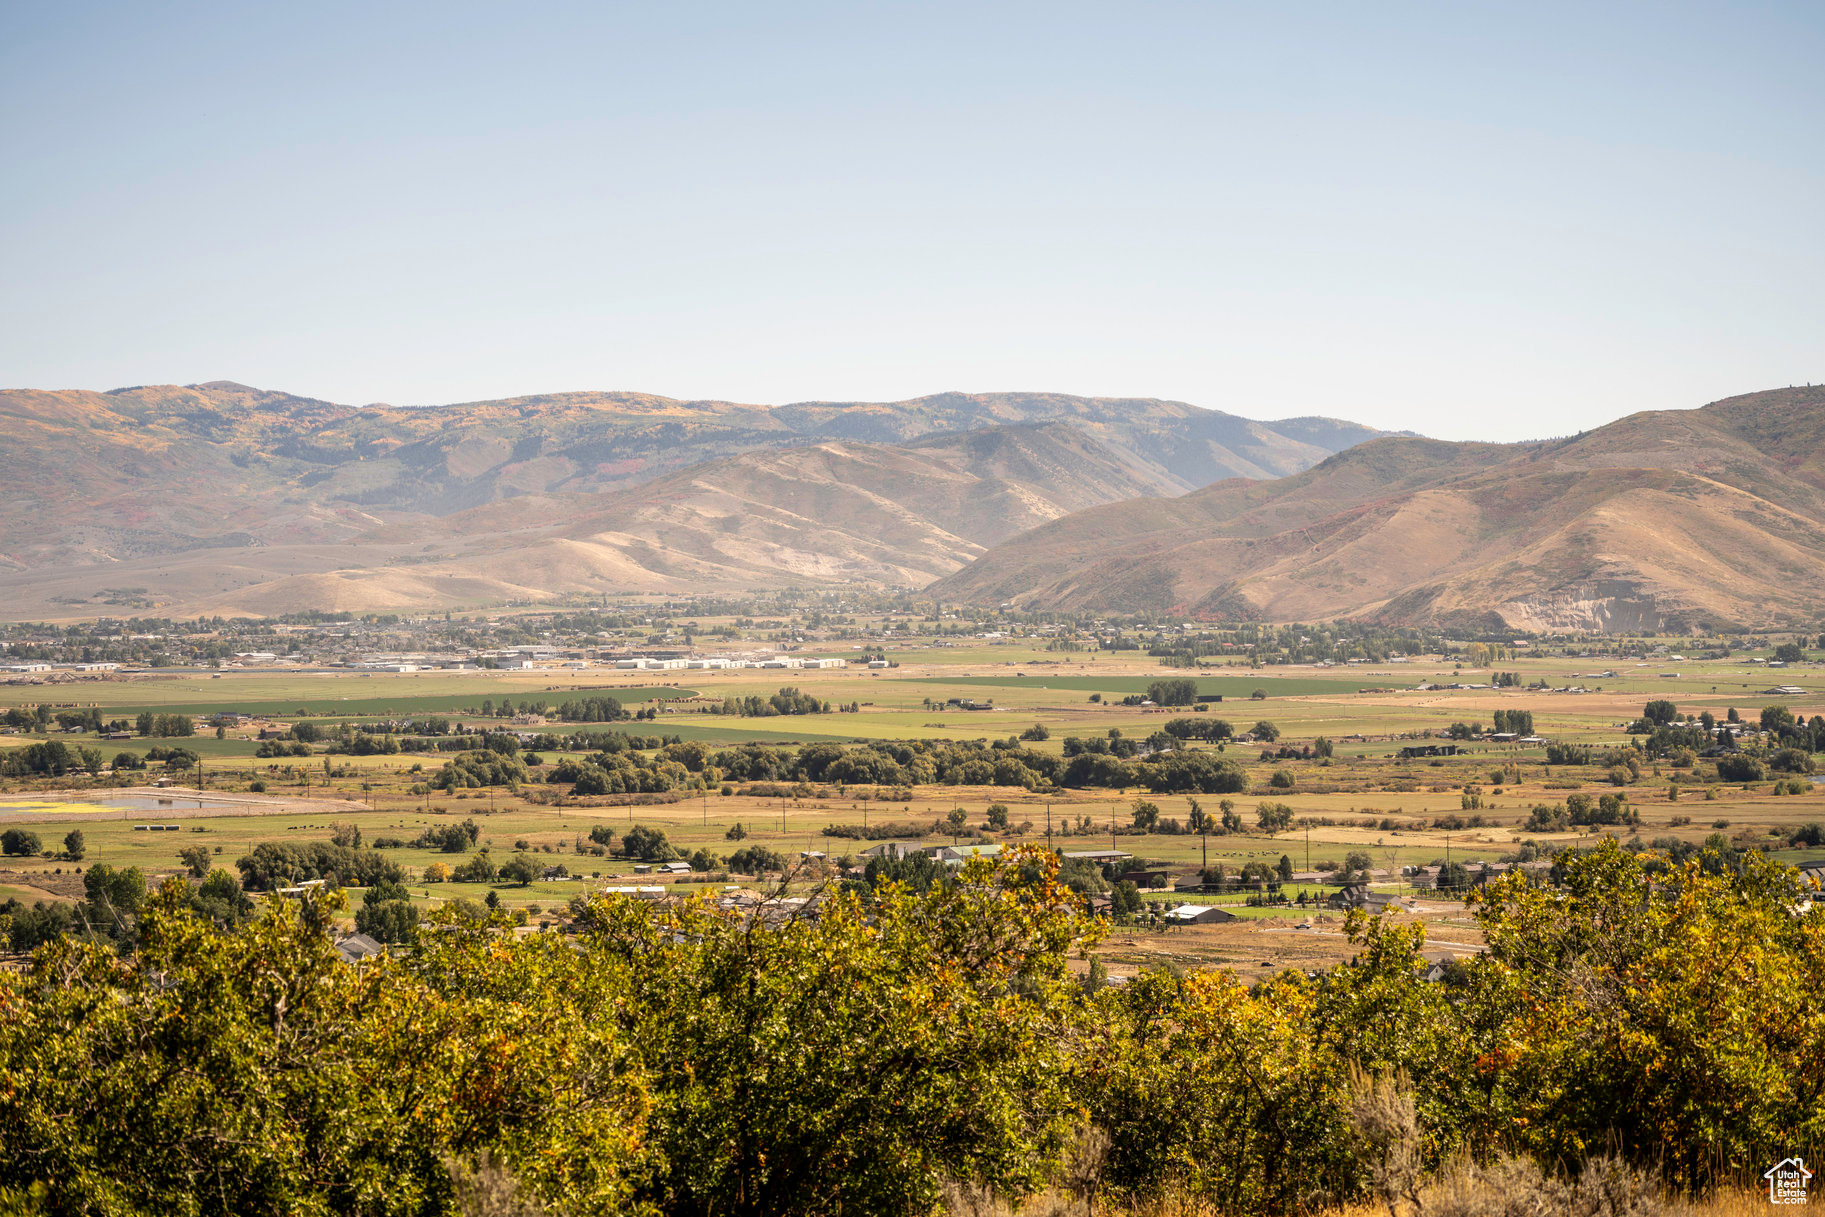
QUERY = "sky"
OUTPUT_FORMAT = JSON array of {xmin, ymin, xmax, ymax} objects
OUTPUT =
[{"xmin": 2, "ymin": 1, "xmax": 1821, "ymax": 441}]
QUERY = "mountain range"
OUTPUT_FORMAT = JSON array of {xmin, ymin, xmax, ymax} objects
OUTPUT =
[
  {"xmin": 0, "ymin": 382, "xmax": 1377, "ymax": 618},
  {"xmin": 932, "ymin": 386, "xmax": 1825, "ymax": 633},
  {"xmin": 7, "ymin": 380, "xmax": 1819, "ymax": 631}
]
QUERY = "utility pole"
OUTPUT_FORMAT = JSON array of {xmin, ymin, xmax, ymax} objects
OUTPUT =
[
  {"xmin": 1045, "ymin": 802, "xmax": 1052, "ymax": 853},
  {"xmin": 1304, "ymin": 824, "xmax": 1310, "ymax": 873}
]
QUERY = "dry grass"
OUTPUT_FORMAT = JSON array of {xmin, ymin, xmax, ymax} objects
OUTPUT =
[{"xmin": 941, "ymin": 1163, "xmax": 1771, "ymax": 1217}]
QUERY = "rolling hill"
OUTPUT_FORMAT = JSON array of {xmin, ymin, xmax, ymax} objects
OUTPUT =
[
  {"xmin": 930, "ymin": 387, "xmax": 1825, "ymax": 633},
  {"xmin": 0, "ymin": 382, "xmax": 1382, "ymax": 617}
]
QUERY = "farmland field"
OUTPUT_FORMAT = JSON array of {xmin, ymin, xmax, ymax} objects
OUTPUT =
[
  {"xmin": 0, "ymin": 675, "xmax": 694, "ymax": 720},
  {"xmin": 3, "ymin": 642, "xmax": 1819, "ymax": 979}
]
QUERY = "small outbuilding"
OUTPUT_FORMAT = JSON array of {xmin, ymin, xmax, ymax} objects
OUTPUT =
[{"xmin": 1162, "ymin": 904, "xmax": 1238, "ymax": 926}]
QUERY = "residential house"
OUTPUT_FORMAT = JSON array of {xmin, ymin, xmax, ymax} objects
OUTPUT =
[
  {"xmin": 859, "ymin": 841, "xmax": 923, "ymax": 861},
  {"xmin": 1062, "ymin": 849, "xmax": 1133, "ymax": 864},
  {"xmin": 334, "ymin": 932, "xmax": 386, "ymax": 965},
  {"xmin": 1327, "ymin": 885, "xmax": 1417, "ymax": 913},
  {"xmin": 929, "ymin": 843, "xmax": 1004, "ymax": 865}
]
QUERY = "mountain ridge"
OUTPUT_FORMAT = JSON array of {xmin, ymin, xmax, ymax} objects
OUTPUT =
[
  {"xmin": 0, "ymin": 382, "xmax": 1384, "ymax": 617},
  {"xmin": 930, "ymin": 387, "xmax": 1825, "ymax": 633}
]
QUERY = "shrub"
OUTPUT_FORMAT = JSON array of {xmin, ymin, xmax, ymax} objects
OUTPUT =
[{"xmin": 1770, "ymin": 747, "xmax": 1814, "ymax": 774}]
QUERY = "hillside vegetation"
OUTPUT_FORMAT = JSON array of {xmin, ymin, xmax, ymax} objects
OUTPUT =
[{"xmin": 934, "ymin": 386, "xmax": 1825, "ymax": 632}]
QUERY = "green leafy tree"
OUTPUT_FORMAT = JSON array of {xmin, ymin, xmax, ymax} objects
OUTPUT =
[
  {"xmin": 0, "ymin": 883, "xmax": 649, "ymax": 1211},
  {"xmin": 1220, "ymin": 799, "xmax": 1243, "ymax": 834},
  {"xmin": 63, "ymin": 829, "xmax": 85, "ymax": 861},
  {"xmin": 862, "ymin": 850, "xmax": 944, "ymax": 896},
  {"xmin": 622, "ymin": 825, "xmax": 676, "ymax": 862},
  {"xmin": 498, "ymin": 853, "xmax": 542, "ymax": 886},
  {"xmin": 727, "ymin": 844, "xmax": 789, "ymax": 876},
  {"xmin": 1256, "ymin": 802, "xmax": 1294, "ymax": 834},
  {"xmin": 571, "ymin": 845, "xmax": 1098, "ymax": 1213},
  {"xmin": 1084, "ymin": 966, "xmax": 1350, "ymax": 1208},
  {"xmin": 363, "ymin": 896, "xmax": 420, "ymax": 941},
  {"xmin": 1, "ymin": 829, "xmax": 41, "ymax": 857},
  {"xmin": 1145, "ymin": 679, "xmax": 1198, "ymax": 707},
  {"xmin": 452, "ymin": 850, "xmax": 498, "ymax": 883}
]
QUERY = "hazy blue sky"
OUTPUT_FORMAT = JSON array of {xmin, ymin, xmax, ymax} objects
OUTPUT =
[{"xmin": 3, "ymin": 1, "xmax": 1820, "ymax": 440}]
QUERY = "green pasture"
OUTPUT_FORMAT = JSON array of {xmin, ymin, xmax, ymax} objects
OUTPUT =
[
  {"xmin": 905, "ymin": 673, "xmax": 1371, "ymax": 698},
  {"xmin": 0, "ymin": 676, "xmax": 693, "ymax": 718}
]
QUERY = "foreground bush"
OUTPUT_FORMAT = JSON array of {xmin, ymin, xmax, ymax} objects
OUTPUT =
[
  {"xmin": 569, "ymin": 847, "xmax": 1100, "ymax": 1214},
  {"xmin": 2, "ymin": 841, "xmax": 1821, "ymax": 1214},
  {"xmin": 0, "ymin": 884, "xmax": 650, "ymax": 1215}
]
